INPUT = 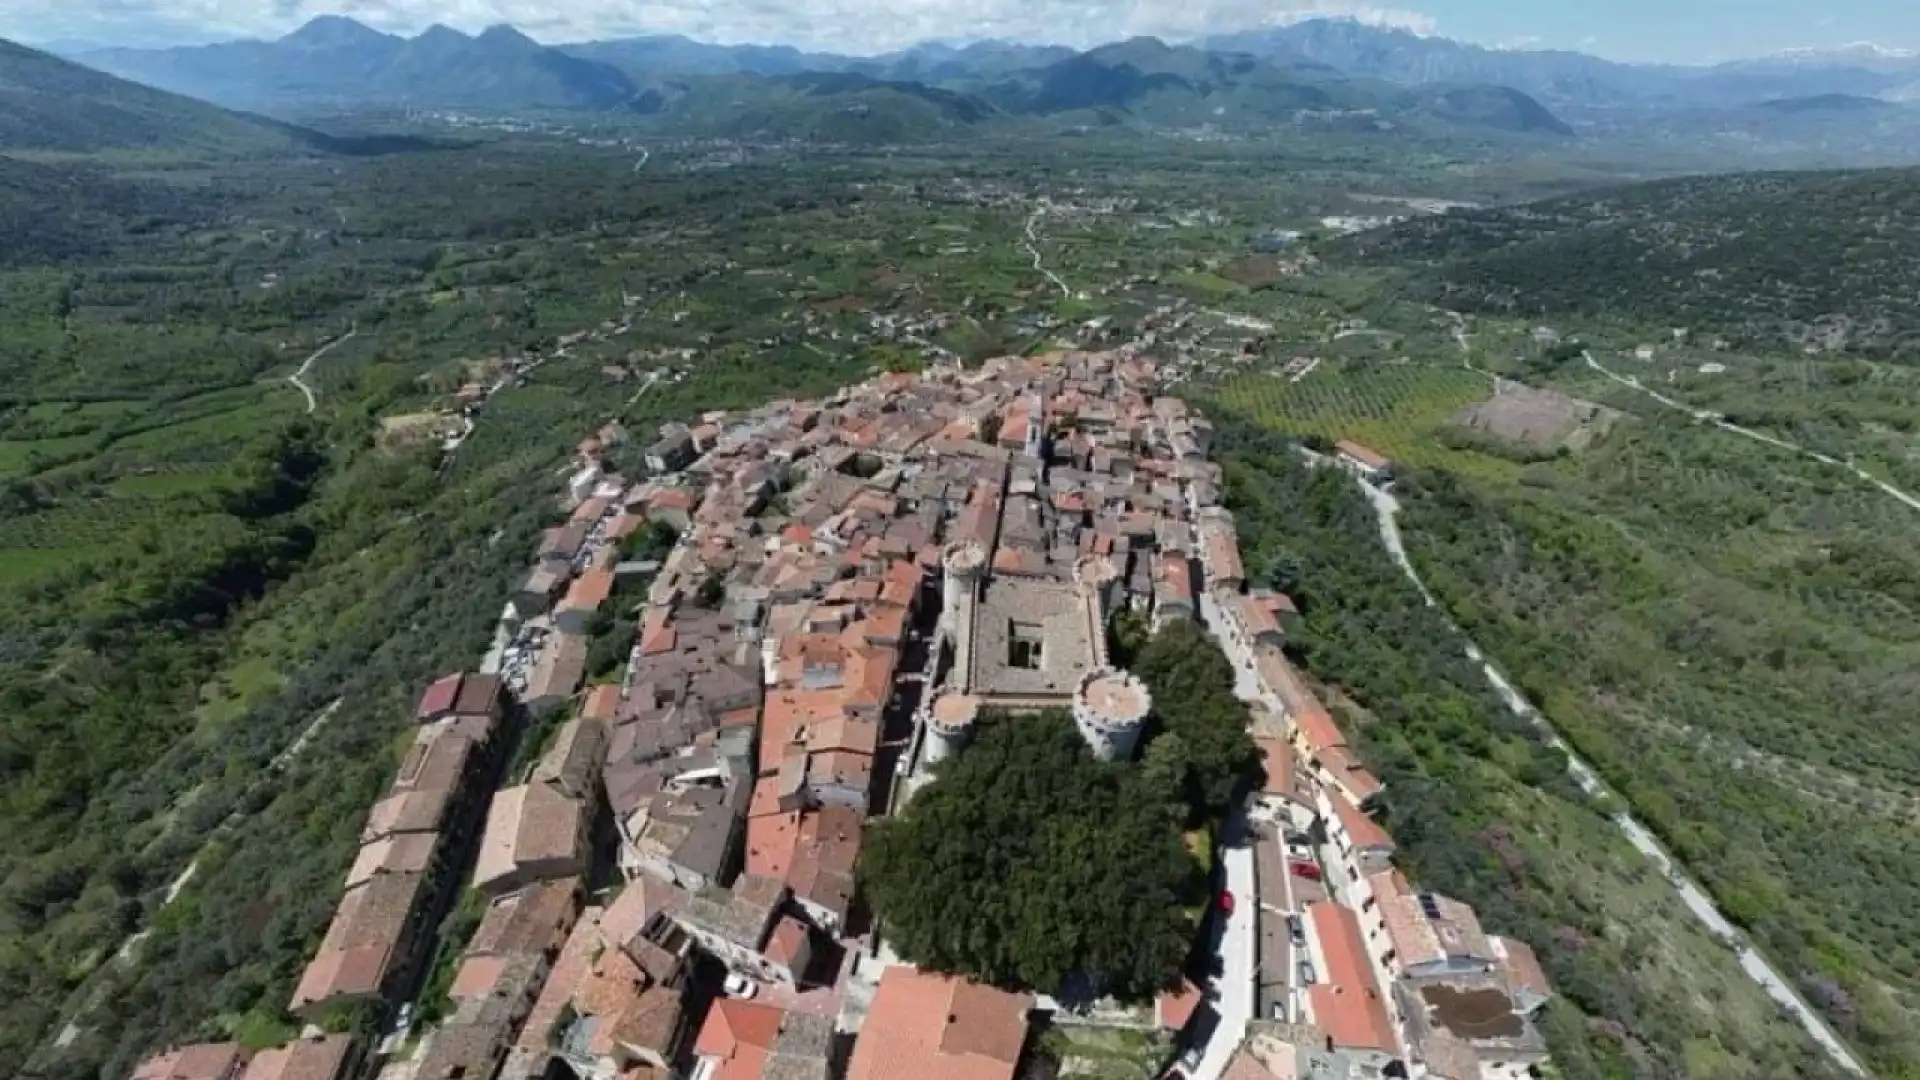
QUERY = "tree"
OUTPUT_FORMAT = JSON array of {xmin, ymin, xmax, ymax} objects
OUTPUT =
[
  {"xmin": 1132, "ymin": 621, "xmax": 1260, "ymax": 825},
  {"xmin": 861, "ymin": 711, "xmax": 1193, "ymax": 999}
]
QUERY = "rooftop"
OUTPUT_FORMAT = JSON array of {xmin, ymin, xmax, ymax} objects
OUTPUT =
[
  {"xmin": 846, "ymin": 968, "xmax": 1033, "ymax": 1080},
  {"xmin": 969, "ymin": 577, "xmax": 1099, "ymax": 701}
]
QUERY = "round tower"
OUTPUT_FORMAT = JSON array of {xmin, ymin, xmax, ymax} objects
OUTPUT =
[
  {"xmin": 1073, "ymin": 668, "xmax": 1152, "ymax": 763},
  {"xmin": 941, "ymin": 541, "xmax": 987, "ymax": 629},
  {"xmin": 921, "ymin": 691, "xmax": 980, "ymax": 766}
]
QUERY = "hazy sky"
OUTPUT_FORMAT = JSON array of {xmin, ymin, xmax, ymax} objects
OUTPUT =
[{"xmin": 6, "ymin": 0, "xmax": 1918, "ymax": 63}]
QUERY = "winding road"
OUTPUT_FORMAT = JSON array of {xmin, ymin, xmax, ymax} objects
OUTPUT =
[
  {"xmin": 1022, "ymin": 204, "xmax": 1074, "ymax": 299},
  {"xmin": 1581, "ymin": 350, "xmax": 1920, "ymax": 514},
  {"xmin": 286, "ymin": 325, "xmax": 357, "ymax": 414},
  {"xmin": 1356, "ymin": 472, "xmax": 1869, "ymax": 1076}
]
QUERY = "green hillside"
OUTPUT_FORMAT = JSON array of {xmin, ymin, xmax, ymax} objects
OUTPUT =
[
  {"xmin": 0, "ymin": 38, "xmax": 307, "ymax": 156},
  {"xmin": 1337, "ymin": 167, "xmax": 1920, "ymax": 355}
]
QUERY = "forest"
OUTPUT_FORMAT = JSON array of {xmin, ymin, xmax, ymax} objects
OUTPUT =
[{"xmin": 1336, "ymin": 167, "xmax": 1920, "ymax": 357}]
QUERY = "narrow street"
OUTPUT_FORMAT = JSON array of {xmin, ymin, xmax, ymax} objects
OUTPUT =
[{"xmin": 1190, "ymin": 806, "xmax": 1256, "ymax": 1080}]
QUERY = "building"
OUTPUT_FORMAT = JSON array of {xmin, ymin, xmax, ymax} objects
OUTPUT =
[
  {"xmin": 1303, "ymin": 902, "xmax": 1401, "ymax": 1071},
  {"xmin": 691, "ymin": 1000, "xmax": 833, "ymax": 1080},
  {"xmin": 846, "ymin": 967, "xmax": 1033, "ymax": 1080},
  {"xmin": 237, "ymin": 1035, "xmax": 353, "ymax": 1080},
  {"xmin": 1071, "ymin": 668, "xmax": 1151, "ymax": 763},
  {"xmin": 1319, "ymin": 785, "xmax": 1397, "ymax": 887},
  {"xmin": 1334, "ymin": 441, "xmax": 1392, "ymax": 482},
  {"xmin": 648, "ymin": 425, "xmax": 699, "ymax": 474},
  {"xmin": 673, "ymin": 874, "xmax": 798, "ymax": 986},
  {"xmin": 474, "ymin": 719, "xmax": 606, "ymax": 895},
  {"xmin": 1395, "ymin": 979, "xmax": 1550, "ymax": 1080},
  {"xmin": 130, "ymin": 1044, "xmax": 252, "ymax": 1080},
  {"xmin": 516, "ymin": 899, "xmax": 695, "ymax": 1080}
]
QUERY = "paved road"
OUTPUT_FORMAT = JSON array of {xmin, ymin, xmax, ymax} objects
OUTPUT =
[
  {"xmin": 1190, "ymin": 806, "xmax": 1256, "ymax": 1080},
  {"xmin": 1355, "ymin": 472, "xmax": 1868, "ymax": 1076},
  {"xmin": 286, "ymin": 326, "xmax": 356, "ymax": 413}
]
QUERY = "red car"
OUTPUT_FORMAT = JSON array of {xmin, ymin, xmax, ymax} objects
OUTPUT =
[
  {"xmin": 1289, "ymin": 859, "xmax": 1322, "ymax": 881},
  {"xmin": 1218, "ymin": 889, "xmax": 1236, "ymax": 915}
]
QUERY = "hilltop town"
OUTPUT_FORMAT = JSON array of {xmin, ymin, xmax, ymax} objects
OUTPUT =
[{"xmin": 132, "ymin": 350, "xmax": 1555, "ymax": 1080}]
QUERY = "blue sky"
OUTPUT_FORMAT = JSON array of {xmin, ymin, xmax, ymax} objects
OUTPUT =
[{"xmin": 5, "ymin": 0, "xmax": 1918, "ymax": 63}]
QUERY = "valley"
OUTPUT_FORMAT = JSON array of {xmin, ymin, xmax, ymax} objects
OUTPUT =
[{"xmin": 2, "ymin": 15, "xmax": 1920, "ymax": 1080}]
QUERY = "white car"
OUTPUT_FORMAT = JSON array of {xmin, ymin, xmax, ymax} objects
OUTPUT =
[{"xmin": 723, "ymin": 973, "xmax": 759, "ymax": 999}]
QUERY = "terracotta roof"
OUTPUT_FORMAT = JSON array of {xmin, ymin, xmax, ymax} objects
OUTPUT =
[
  {"xmin": 600, "ymin": 877, "xmax": 690, "ymax": 952},
  {"xmin": 473, "ymin": 782, "xmax": 586, "ymax": 890},
  {"xmin": 1252, "ymin": 737, "xmax": 1300, "ymax": 802},
  {"xmin": 1306, "ymin": 902, "xmax": 1398, "ymax": 1054},
  {"xmin": 764, "ymin": 914, "xmax": 812, "ymax": 967},
  {"xmin": 693, "ymin": 1000, "xmax": 786, "ymax": 1080},
  {"xmin": 1156, "ymin": 978, "xmax": 1203, "ymax": 1032},
  {"xmin": 1494, "ymin": 937, "xmax": 1553, "ymax": 1007},
  {"xmin": 519, "ymin": 905, "xmax": 608, "ymax": 1052},
  {"xmin": 1380, "ymin": 888, "xmax": 1493, "ymax": 970},
  {"xmin": 561, "ymin": 567, "xmax": 617, "ymax": 613},
  {"xmin": 746, "ymin": 810, "xmax": 801, "ymax": 878},
  {"xmin": 320, "ymin": 871, "xmax": 425, "ymax": 955},
  {"xmin": 1315, "ymin": 745, "xmax": 1382, "ymax": 804},
  {"xmin": 416, "ymin": 674, "xmax": 462, "ymax": 721},
  {"xmin": 361, "ymin": 788, "xmax": 450, "ymax": 843},
  {"xmin": 846, "ymin": 968, "xmax": 1032, "ymax": 1080},
  {"xmin": 238, "ymin": 1036, "xmax": 351, "ymax": 1080},
  {"xmin": 1336, "ymin": 440, "xmax": 1391, "ymax": 470},
  {"xmin": 1326, "ymin": 786, "xmax": 1394, "ymax": 853},
  {"xmin": 132, "ymin": 1043, "xmax": 251, "ymax": 1080},
  {"xmin": 467, "ymin": 878, "xmax": 581, "ymax": 958},
  {"xmin": 583, "ymin": 684, "xmax": 624, "ymax": 721},
  {"xmin": 291, "ymin": 942, "xmax": 389, "ymax": 1011},
  {"xmin": 344, "ymin": 832, "xmax": 439, "ymax": 889}
]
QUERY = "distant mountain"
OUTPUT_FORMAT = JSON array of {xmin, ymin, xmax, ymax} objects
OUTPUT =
[
  {"xmin": 970, "ymin": 38, "xmax": 1570, "ymax": 137},
  {"xmin": 0, "ymin": 37, "xmax": 312, "ymax": 154},
  {"xmin": 1207, "ymin": 18, "xmax": 1918, "ymax": 109},
  {"xmin": 1402, "ymin": 84, "xmax": 1575, "ymax": 135},
  {"xmin": 78, "ymin": 16, "xmax": 640, "ymax": 112}
]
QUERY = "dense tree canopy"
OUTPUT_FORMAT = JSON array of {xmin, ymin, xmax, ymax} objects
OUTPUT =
[
  {"xmin": 1131, "ymin": 620, "xmax": 1261, "ymax": 825},
  {"xmin": 862, "ymin": 710, "xmax": 1195, "ymax": 999}
]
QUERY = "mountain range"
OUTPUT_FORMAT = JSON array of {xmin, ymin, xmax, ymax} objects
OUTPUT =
[{"xmin": 70, "ymin": 17, "xmax": 1920, "ymax": 117}]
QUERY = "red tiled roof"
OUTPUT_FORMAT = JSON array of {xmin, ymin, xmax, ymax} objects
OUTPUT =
[
  {"xmin": 416, "ymin": 674, "xmax": 462, "ymax": 720},
  {"xmin": 238, "ymin": 1035, "xmax": 350, "ymax": 1080},
  {"xmin": 847, "ymin": 969, "xmax": 1032, "ymax": 1080},
  {"xmin": 1336, "ymin": 440, "xmax": 1391, "ymax": 471},
  {"xmin": 1326, "ymin": 785, "xmax": 1394, "ymax": 852},
  {"xmin": 693, "ymin": 1000, "xmax": 786, "ymax": 1080},
  {"xmin": 1306, "ymin": 902, "xmax": 1398, "ymax": 1054},
  {"xmin": 1156, "ymin": 978, "xmax": 1203, "ymax": 1032}
]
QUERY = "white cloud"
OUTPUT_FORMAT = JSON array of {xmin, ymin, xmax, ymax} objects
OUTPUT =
[{"xmin": 3, "ymin": 0, "xmax": 1438, "ymax": 53}]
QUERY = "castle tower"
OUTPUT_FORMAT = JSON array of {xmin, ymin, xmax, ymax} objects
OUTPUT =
[
  {"xmin": 920, "ymin": 691, "xmax": 980, "ymax": 767},
  {"xmin": 1073, "ymin": 668, "xmax": 1152, "ymax": 763},
  {"xmin": 942, "ymin": 541, "xmax": 987, "ymax": 630},
  {"xmin": 942, "ymin": 541, "xmax": 988, "ymax": 693}
]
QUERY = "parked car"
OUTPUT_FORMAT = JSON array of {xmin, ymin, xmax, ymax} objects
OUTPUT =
[
  {"xmin": 1270, "ymin": 1001, "xmax": 1288, "ymax": 1021},
  {"xmin": 1289, "ymin": 859, "xmax": 1322, "ymax": 881},
  {"xmin": 1286, "ymin": 913, "xmax": 1305, "ymax": 945},
  {"xmin": 1218, "ymin": 889, "xmax": 1236, "ymax": 916},
  {"xmin": 723, "ymin": 973, "xmax": 758, "ymax": 999},
  {"xmin": 1298, "ymin": 959, "xmax": 1317, "ymax": 985}
]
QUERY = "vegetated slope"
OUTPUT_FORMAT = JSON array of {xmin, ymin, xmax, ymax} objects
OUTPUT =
[
  {"xmin": 0, "ymin": 158, "xmax": 211, "ymax": 264},
  {"xmin": 1401, "ymin": 84, "xmax": 1576, "ymax": 135},
  {"xmin": 1338, "ymin": 167, "xmax": 1920, "ymax": 355},
  {"xmin": 1213, "ymin": 420, "xmax": 1857, "ymax": 1080},
  {"xmin": 79, "ymin": 17, "xmax": 639, "ymax": 112},
  {"xmin": 638, "ymin": 71, "xmax": 1001, "ymax": 142},
  {"xmin": 0, "ymin": 38, "xmax": 307, "ymax": 154},
  {"xmin": 979, "ymin": 37, "xmax": 1570, "ymax": 136}
]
